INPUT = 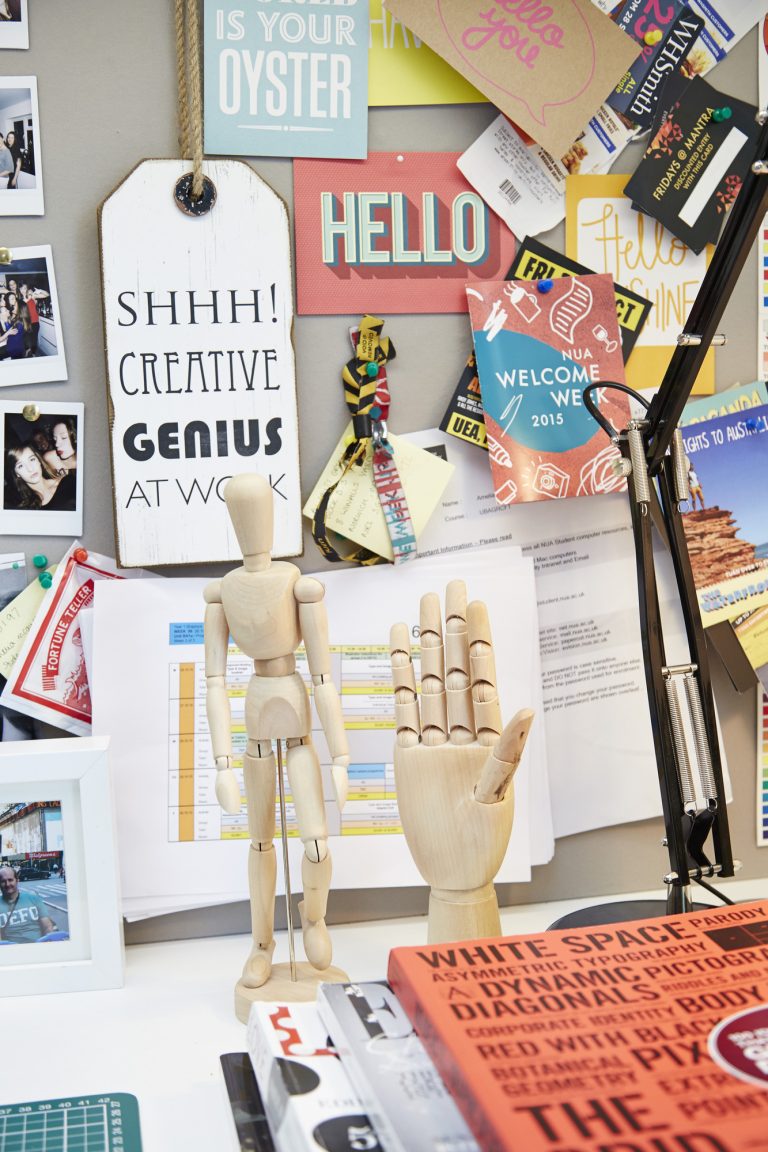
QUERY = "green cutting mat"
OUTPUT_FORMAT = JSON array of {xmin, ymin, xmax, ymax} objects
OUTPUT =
[{"xmin": 0, "ymin": 1094, "xmax": 141, "ymax": 1151}]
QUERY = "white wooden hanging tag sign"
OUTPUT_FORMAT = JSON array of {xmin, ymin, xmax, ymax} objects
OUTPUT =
[{"xmin": 99, "ymin": 159, "xmax": 301, "ymax": 567}]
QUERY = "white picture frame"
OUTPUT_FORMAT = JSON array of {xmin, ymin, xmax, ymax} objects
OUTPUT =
[{"xmin": 0, "ymin": 737, "xmax": 124, "ymax": 996}]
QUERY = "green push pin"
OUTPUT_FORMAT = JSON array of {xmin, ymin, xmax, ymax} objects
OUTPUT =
[
  {"xmin": 366, "ymin": 361, "xmax": 379, "ymax": 377},
  {"xmin": 712, "ymin": 107, "xmax": 732, "ymax": 123},
  {"xmin": 32, "ymin": 554, "xmax": 48, "ymax": 569},
  {"xmin": 39, "ymin": 571, "xmax": 53, "ymax": 589}
]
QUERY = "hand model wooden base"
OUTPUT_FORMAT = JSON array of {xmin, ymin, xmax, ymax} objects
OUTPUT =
[
  {"xmin": 390, "ymin": 582, "xmax": 534, "ymax": 943},
  {"xmin": 204, "ymin": 475, "xmax": 350, "ymax": 1017}
]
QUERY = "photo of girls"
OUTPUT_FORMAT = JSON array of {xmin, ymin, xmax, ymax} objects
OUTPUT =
[
  {"xmin": 0, "ymin": 78, "xmax": 43, "ymax": 214},
  {"xmin": 0, "ymin": 246, "xmax": 67, "ymax": 387},
  {"xmin": 1, "ymin": 400, "xmax": 83, "ymax": 535},
  {"xmin": 0, "ymin": 1, "xmax": 28, "ymax": 50}
]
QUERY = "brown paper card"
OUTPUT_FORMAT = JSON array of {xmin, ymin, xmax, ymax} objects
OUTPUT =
[{"xmin": 383, "ymin": 0, "xmax": 640, "ymax": 158}]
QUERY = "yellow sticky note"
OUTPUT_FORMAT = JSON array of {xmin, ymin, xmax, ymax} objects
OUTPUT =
[
  {"xmin": 0, "ymin": 567, "xmax": 56, "ymax": 679},
  {"xmin": 368, "ymin": 0, "xmax": 486, "ymax": 107},
  {"xmin": 303, "ymin": 425, "xmax": 454, "ymax": 561}
]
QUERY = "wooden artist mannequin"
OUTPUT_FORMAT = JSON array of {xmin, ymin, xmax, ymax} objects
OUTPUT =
[
  {"xmin": 204, "ymin": 474, "xmax": 349, "ymax": 1018},
  {"xmin": 390, "ymin": 581, "xmax": 534, "ymax": 943}
]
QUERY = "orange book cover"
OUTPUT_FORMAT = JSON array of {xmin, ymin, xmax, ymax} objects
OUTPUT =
[{"xmin": 388, "ymin": 901, "xmax": 768, "ymax": 1152}]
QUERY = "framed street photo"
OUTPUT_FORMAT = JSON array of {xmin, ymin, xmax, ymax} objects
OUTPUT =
[{"xmin": 0, "ymin": 737, "xmax": 124, "ymax": 996}]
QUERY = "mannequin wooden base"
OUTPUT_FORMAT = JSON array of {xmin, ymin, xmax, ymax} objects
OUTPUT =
[{"xmin": 234, "ymin": 962, "xmax": 349, "ymax": 1022}]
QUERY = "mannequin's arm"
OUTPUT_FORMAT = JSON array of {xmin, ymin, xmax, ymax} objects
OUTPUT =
[
  {"xmin": 295, "ymin": 576, "xmax": 349, "ymax": 811},
  {"xmin": 203, "ymin": 581, "xmax": 240, "ymax": 814}
]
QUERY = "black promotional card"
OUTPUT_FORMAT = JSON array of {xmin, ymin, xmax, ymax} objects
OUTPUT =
[
  {"xmin": 608, "ymin": 1, "xmax": 704, "ymax": 129},
  {"xmin": 624, "ymin": 77, "xmax": 760, "ymax": 254},
  {"xmin": 439, "ymin": 352, "xmax": 487, "ymax": 450},
  {"xmin": 508, "ymin": 238, "xmax": 652, "ymax": 362}
]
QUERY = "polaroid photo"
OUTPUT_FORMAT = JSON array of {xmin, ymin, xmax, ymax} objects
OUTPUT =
[
  {"xmin": 0, "ymin": 76, "xmax": 42, "ymax": 215},
  {"xmin": 0, "ymin": 245, "xmax": 67, "ymax": 386},
  {"xmin": 0, "ymin": 0, "xmax": 28, "ymax": 50},
  {"xmin": 1, "ymin": 399, "xmax": 83, "ymax": 535}
]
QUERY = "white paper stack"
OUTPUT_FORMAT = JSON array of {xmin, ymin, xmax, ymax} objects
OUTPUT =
[{"xmin": 92, "ymin": 543, "xmax": 547, "ymax": 919}]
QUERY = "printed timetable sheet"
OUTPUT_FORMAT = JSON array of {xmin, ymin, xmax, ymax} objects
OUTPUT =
[
  {"xmin": 167, "ymin": 633, "xmax": 402, "ymax": 843},
  {"xmin": 93, "ymin": 555, "xmax": 548, "ymax": 918}
]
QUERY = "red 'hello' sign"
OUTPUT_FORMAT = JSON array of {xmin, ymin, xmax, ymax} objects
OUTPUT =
[{"xmin": 293, "ymin": 152, "xmax": 519, "ymax": 315}]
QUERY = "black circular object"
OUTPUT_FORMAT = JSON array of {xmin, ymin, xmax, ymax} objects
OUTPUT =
[
  {"xmin": 548, "ymin": 899, "xmax": 713, "ymax": 930},
  {"xmin": 173, "ymin": 172, "xmax": 217, "ymax": 217}
]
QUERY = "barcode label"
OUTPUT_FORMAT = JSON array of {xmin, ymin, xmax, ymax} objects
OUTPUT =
[{"xmin": 499, "ymin": 178, "xmax": 521, "ymax": 205}]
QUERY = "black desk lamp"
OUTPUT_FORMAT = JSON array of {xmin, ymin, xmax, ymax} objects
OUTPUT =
[{"xmin": 553, "ymin": 110, "xmax": 768, "ymax": 930}]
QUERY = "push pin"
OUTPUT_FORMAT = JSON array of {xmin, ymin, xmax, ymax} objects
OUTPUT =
[
  {"xmin": 22, "ymin": 403, "xmax": 40, "ymax": 422},
  {"xmin": 73, "ymin": 547, "xmax": 89, "ymax": 564},
  {"xmin": 537, "ymin": 279, "xmax": 554, "ymax": 294},
  {"xmin": 32, "ymin": 554, "xmax": 47, "ymax": 569},
  {"xmin": 365, "ymin": 361, "xmax": 378, "ymax": 377},
  {"xmin": 746, "ymin": 418, "xmax": 758, "ymax": 431},
  {"xmin": 644, "ymin": 27, "xmax": 662, "ymax": 45},
  {"xmin": 38, "ymin": 572, "xmax": 53, "ymax": 589},
  {"xmin": 370, "ymin": 405, "xmax": 382, "ymax": 420},
  {"xmin": 712, "ymin": 107, "xmax": 732, "ymax": 123},
  {"xmin": 0, "ymin": 247, "xmax": 11, "ymax": 265}
]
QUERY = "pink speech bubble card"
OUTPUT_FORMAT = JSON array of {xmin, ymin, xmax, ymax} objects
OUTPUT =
[{"xmin": 384, "ymin": 0, "xmax": 640, "ymax": 158}]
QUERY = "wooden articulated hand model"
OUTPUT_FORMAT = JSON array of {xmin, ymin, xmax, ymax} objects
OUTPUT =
[
  {"xmin": 204, "ymin": 474, "xmax": 349, "ymax": 1015},
  {"xmin": 390, "ymin": 580, "xmax": 534, "ymax": 943}
]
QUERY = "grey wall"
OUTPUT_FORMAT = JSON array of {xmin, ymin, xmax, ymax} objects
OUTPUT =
[{"xmin": 1, "ymin": 6, "xmax": 765, "ymax": 943}]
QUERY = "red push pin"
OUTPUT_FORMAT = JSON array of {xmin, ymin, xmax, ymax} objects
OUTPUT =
[{"xmin": 73, "ymin": 547, "xmax": 89, "ymax": 563}]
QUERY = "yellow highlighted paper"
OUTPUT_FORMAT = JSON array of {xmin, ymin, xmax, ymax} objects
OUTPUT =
[
  {"xmin": 368, "ymin": 0, "xmax": 485, "ymax": 106},
  {"xmin": 303, "ymin": 423, "xmax": 454, "ymax": 563},
  {"xmin": 0, "ymin": 567, "xmax": 57, "ymax": 679}
]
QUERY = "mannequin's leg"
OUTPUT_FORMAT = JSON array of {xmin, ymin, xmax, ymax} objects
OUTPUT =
[
  {"xmin": 241, "ymin": 739, "xmax": 277, "ymax": 988},
  {"xmin": 285, "ymin": 736, "xmax": 332, "ymax": 971}
]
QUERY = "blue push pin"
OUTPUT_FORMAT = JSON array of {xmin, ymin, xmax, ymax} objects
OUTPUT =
[
  {"xmin": 746, "ymin": 418, "xmax": 757, "ymax": 431},
  {"xmin": 370, "ymin": 405, "xmax": 382, "ymax": 420},
  {"xmin": 537, "ymin": 279, "xmax": 554, "ymax": 294},
  {"xmin": 366, "ymin": 361, "xmax": 379, "ymax": 377}
]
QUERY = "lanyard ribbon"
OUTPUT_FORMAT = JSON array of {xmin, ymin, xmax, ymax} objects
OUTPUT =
[{"xmin": 311, "ymin": 315, "xmax": 417, "ymax": 565}]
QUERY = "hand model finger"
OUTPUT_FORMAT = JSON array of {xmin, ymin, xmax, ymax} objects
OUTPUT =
[
  {"xmin": 419, "ymin": 592, "xmax": 448, "ymax": 746},
  {"xmin": 475, "ymin": 708, "xmax": 534, "ymax": 805},
  {"xmin": 468, "ymin": 600, "xmax": 502, "ymax": 747},
  {"xmin": 390, "ymin": 622, "xmax": 420, "ymax": 747},
  {"xmin": 445, "ymin": 579, "xmax": 475, "ymax": 745}
]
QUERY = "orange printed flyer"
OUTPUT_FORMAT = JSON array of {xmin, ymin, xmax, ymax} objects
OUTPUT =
[
  {"xmin": 389, "ymin": 901, "xmax": 768, "ymax": 1152},
  {"xmin": 566, "ymin": 175, "xmax": 714, "ymax": 396}
]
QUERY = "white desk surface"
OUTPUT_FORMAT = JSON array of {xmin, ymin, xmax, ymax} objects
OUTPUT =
[{"xmin": 3, "ymin": 877, "xmax": 767, "ymax": 1151}]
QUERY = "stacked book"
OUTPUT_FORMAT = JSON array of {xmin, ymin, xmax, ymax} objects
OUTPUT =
[{"xmin": 223, "ymin": 900, "xmax": 768, "ymax": 1151}]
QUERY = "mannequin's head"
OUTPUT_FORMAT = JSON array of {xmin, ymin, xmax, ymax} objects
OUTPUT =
[{"xmin": 224, "ymin": 474, "xmax": 273, "ymax": 570}]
